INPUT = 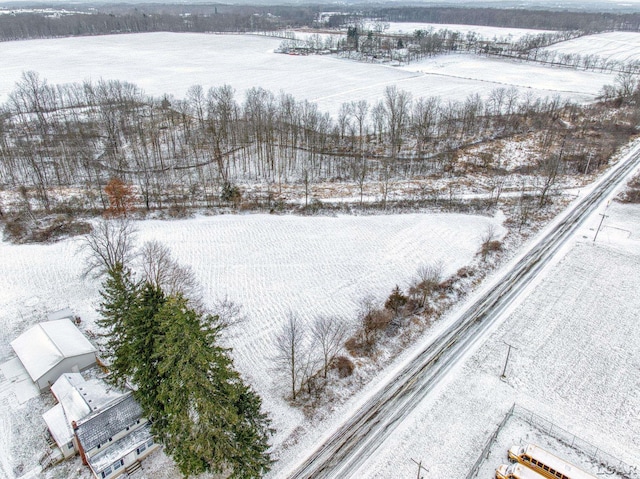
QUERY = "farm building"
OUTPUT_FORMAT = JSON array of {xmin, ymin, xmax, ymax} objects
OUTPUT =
[
  {"xmin": 42, "ymin": 373, "xmax": 158, "ymax": 478},
  {"xmin": 10, "ymin": 317, "xmax": 97, "ymax": 391}
]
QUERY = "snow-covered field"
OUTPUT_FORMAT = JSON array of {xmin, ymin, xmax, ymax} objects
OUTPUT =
[
  {"xmin": 398, "ymin": 53, "xmax": 612, "ymax": 101},
  {"xmin": 1, "ymin": 25, "xmax": 639, "ymax": 479},
  {"xmin": 382, "ymin": 22, "xmax": 553, "ymax": 40},
  {"xmin": 0, "ymin": 32, "xmax": 616, "ymax": 115},
  {"xmin": 326, "ymin": 192, "xmax": 640, "ymax": 479},
  {"xmin": 544, "ymin": 31, "xmax": 640, "ymax": 63},
  {"xmin": 0, "ymin": 211, "xmax": 505, "ymax": 477}
]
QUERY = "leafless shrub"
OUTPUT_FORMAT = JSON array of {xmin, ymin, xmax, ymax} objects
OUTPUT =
[
  {"xmin": 480, "ymin": 224, "xmax": 503, "ymax": 260},
  {"xmin": 456, "ymin": 266, "xmax": 476, "ymax": 278},
  {"xmin": 363, "ymin": 309, "xmax": 393, "ymax": 341},
  {"xmin": 332, "ymin": 356, "xmax": 355, "ymax": 378},
  {"xmin": 408, "ymin": 262, "xmax": 443, "ymax": 308},
  {"xmin": 344, "ymin": 337, "xmax": 359, "ymax": 356}
]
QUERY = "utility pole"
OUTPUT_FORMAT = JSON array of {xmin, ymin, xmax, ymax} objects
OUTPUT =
[
  {"xmin": 501, "ymin": 342, "xmax": 517, "ymax": 380},
  {"xmin": 411, "ymin": 458, "xmax": 429, "ymax": 479},
  {"xmin": 593, "ymin": 213, "xmax": 608, "ymax": 243}
]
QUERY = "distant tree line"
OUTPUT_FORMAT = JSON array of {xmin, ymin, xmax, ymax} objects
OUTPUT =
[
  {"xmin": 3, "ymin": 4, "xmax": 640, "ymax": 42},
  {"xmin": 283, "ymin": 25, "xmax": 640, "ymax": 76},
  {"xmin": 0, "ymin": 5, "xmax": 289, "ymax": 42},
  {"xmin": 370, "ymin": 7, "xmax": 640, "ymax": 32}
]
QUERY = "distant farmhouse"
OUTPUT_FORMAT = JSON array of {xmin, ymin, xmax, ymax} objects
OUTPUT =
[
  {"xmin": 10, "ymin": 309, "xmax": 97, "ymax": 391},
  {"xmin": 42, "ymin": 373, "xmax": 157, "ymax": 478}
]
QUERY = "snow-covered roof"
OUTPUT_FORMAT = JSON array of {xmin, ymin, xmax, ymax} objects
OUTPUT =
[
  {"xmin": 44, "ymin": 373, "xmax": 124, "ymax": 447},
  {"xmin": 88, "ymin": 424, "xmax": 153, "ymax": 474},
  {"xmin": 43, "ymin": 403, "xmax": 73, "ymax": 446},
  {"xmin": 10, "ymin": 319, "xmax": 96, "ymax": 382},
  {"xmin": 76, "ymin": 393, "xmax": 143, "ymax": 451}
]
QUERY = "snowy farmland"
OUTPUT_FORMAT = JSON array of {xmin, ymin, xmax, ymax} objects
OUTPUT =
[
  {"xmin": 0, "ymin": 211, "xmax": 505, "ymax": 477},
  {"xmin": 294, "ymin": 191, "xmax": 640, "ymax": 479},
  {"xmin": 382, "ymin": 22, "xmax": 553, "ymax": 40},
  {"xmin": 543, "ymin": 31, "xmax": 640, "ymax": 63},
  {"xmin": 0, "ymin": 32, "xmax": 617, "ymax": 116}
]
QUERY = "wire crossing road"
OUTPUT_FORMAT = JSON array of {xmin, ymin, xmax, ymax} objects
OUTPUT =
[{"xmin": 286, "ymin": 144, "xmax": 640, "ymax": 479}]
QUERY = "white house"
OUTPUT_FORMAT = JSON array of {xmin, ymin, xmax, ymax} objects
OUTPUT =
[
  {"xmin": 74, "ymin": 392, "xmax": 158, "ymax": 479},
  {"xmin": 42, "ymin": 373, "xmax": 122, "ymax": 463},
  {"xmin": 10, "ymin": 317, "xmax": 97, "ymax": 391},
  {"xmin": 42, "ymin": 373, "xmax": 158, "ymax": 478}
]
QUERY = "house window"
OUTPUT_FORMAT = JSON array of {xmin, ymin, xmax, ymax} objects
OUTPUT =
[
  {"xmin": 100, "ymin": 465, "xmax": 112, "ymax": 478},
  {"xmin": 136, "ymin": 443, "xmax": 147, "ymax": 455},
  {"xmin": 146, "ymin": 438, "xmax": 154, "ymax": 448},
  {"xmin": 66, "ymin": 441, "xmax": 74, "ymax": 450},
  {"xmin": 113, "ymin": 459, "xmax": 124, "ymax": 471}
]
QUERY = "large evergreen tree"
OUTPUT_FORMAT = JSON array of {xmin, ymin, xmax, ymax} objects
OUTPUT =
[
  {"xmin": 152, "ymin": 295, "xmax": 272, "ymax": 478},
  {"xmin": 97, "ymin": 262, "xmax": 139, "ymax": 388},
  {"xmin": 98, "ymin": 270, "xmax": 272, "ymax": 478}
]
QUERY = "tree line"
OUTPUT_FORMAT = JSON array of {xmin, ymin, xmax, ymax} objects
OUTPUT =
[
  {"xmin": 370, "ymin": 6, "xmax": 640, "ymax": 32},
  {"xmin": 3, "ymin": 4, "xmax": 640, "ymax": 43},
  {"xmin": 1, "ymin": 71, "xmax": 594, "ymax": 217}
]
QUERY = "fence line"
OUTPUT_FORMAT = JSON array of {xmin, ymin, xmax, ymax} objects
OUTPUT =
[
  {"xmin": 465, "ymin": 403, "xmax": 515, "ymax": 479},
  {"xmin": 465, "ymin": 403, "xmax": 639, "ymax": 479},
  {"xmin": 511, "ymin": 404, "xmax": 639, "ymax": 479}
]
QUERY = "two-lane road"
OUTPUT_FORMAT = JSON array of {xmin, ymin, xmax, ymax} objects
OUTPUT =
[{"xmin": 285, "ymin": 142, "xmax": 640, "ymax": 479}]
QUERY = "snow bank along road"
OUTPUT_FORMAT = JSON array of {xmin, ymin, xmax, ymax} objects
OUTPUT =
[{"xmin": 284, "ymin": 144, "xmax": 640, "ymax": 479}]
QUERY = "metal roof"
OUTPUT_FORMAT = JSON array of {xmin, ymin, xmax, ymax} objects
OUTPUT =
[
  {"xmin": 75, "ymin": 393, "xmax": 143, "ymax": 451},
  {"xmin": 10, "ymin": 319, "xmax": 96, "ymax": 382}
]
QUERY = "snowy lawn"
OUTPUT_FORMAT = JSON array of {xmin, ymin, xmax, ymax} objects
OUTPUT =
[
  {"xmin": 0, "ymin": 211, "xmax": 505, "ymax": 478},
  {"xmin": 0, "ymin": 33, "xmax": 617, "ymax": 116},
  {"xmin": 334, "ymin": 201, "xmax": 640, "ymax": 479}
]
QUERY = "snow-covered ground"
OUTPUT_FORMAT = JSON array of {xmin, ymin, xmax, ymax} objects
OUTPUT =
[
  {"xmin": 0, "ymin": 32, "xmax": 617, "ymax": 116},
  {"xmin": 398, "ymin": 53, "xmax": 611, "ymax": 101},
  {"xmin": 0, "ymin": 26, "xmax": 638, "ymax": 479},
  {"xmin": 0, "ymin": 211, "xmax": 505, "ymax": 478},
  {"xmin": 382, "ymin": 22, "xmax": 553, "ymax": 40},
  {"xmin": 543, "ymin": 31, "xmax": 640, "ymax": 63},
  {"xmin": 328, "ymin": 188, "xmax": 640, "ymax": 478}
]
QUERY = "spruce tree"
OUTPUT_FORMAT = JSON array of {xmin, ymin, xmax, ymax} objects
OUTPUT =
[
  {"xmin": 152, "ymin": 295, "xmax": 272, "ymax": 478},
  {"xmin": 97, "ymin": 263, "xmax": 139, "ymax": 388},
  {"xmin": 98, "ymin": 265, "xmax": 272, "ymax": 478},
  {"xmin": 128, "ymin": 283, "xmax": 166, "ymax": 416}
]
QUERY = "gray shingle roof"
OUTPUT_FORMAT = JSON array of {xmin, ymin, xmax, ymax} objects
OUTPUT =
[{"xmin": 75, "ymin": 393, "xmax": 142, "ymax": 451}]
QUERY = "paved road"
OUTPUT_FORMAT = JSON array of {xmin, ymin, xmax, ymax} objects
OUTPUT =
[{"xmin": 286, "ymin": 143, "xmax": 640, "ymax": 479}]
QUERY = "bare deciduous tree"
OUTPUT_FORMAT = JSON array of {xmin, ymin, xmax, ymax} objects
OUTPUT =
[
  {"xmin": 311, "ymin": 315, "xmax": 348, "ymax": 378},
  {"xmin": 210, "ymin": 296, "xmax": 246, "ymax": 330},
  {"xmin": 274, "ymin": 313, "xmax": 305, "ymax": 400},
  {"xmin": 138, "ymin": 240, "xmax": 201, "ymax": 304},
  {"xmin": 80, "ymin": 218, "xmax": 137, "ymax": 279}
]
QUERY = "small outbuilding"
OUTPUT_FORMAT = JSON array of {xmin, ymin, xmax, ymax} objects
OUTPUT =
[{"xmin": 11, "ymin": 318, "xmax": 97, "ymax": 391}]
